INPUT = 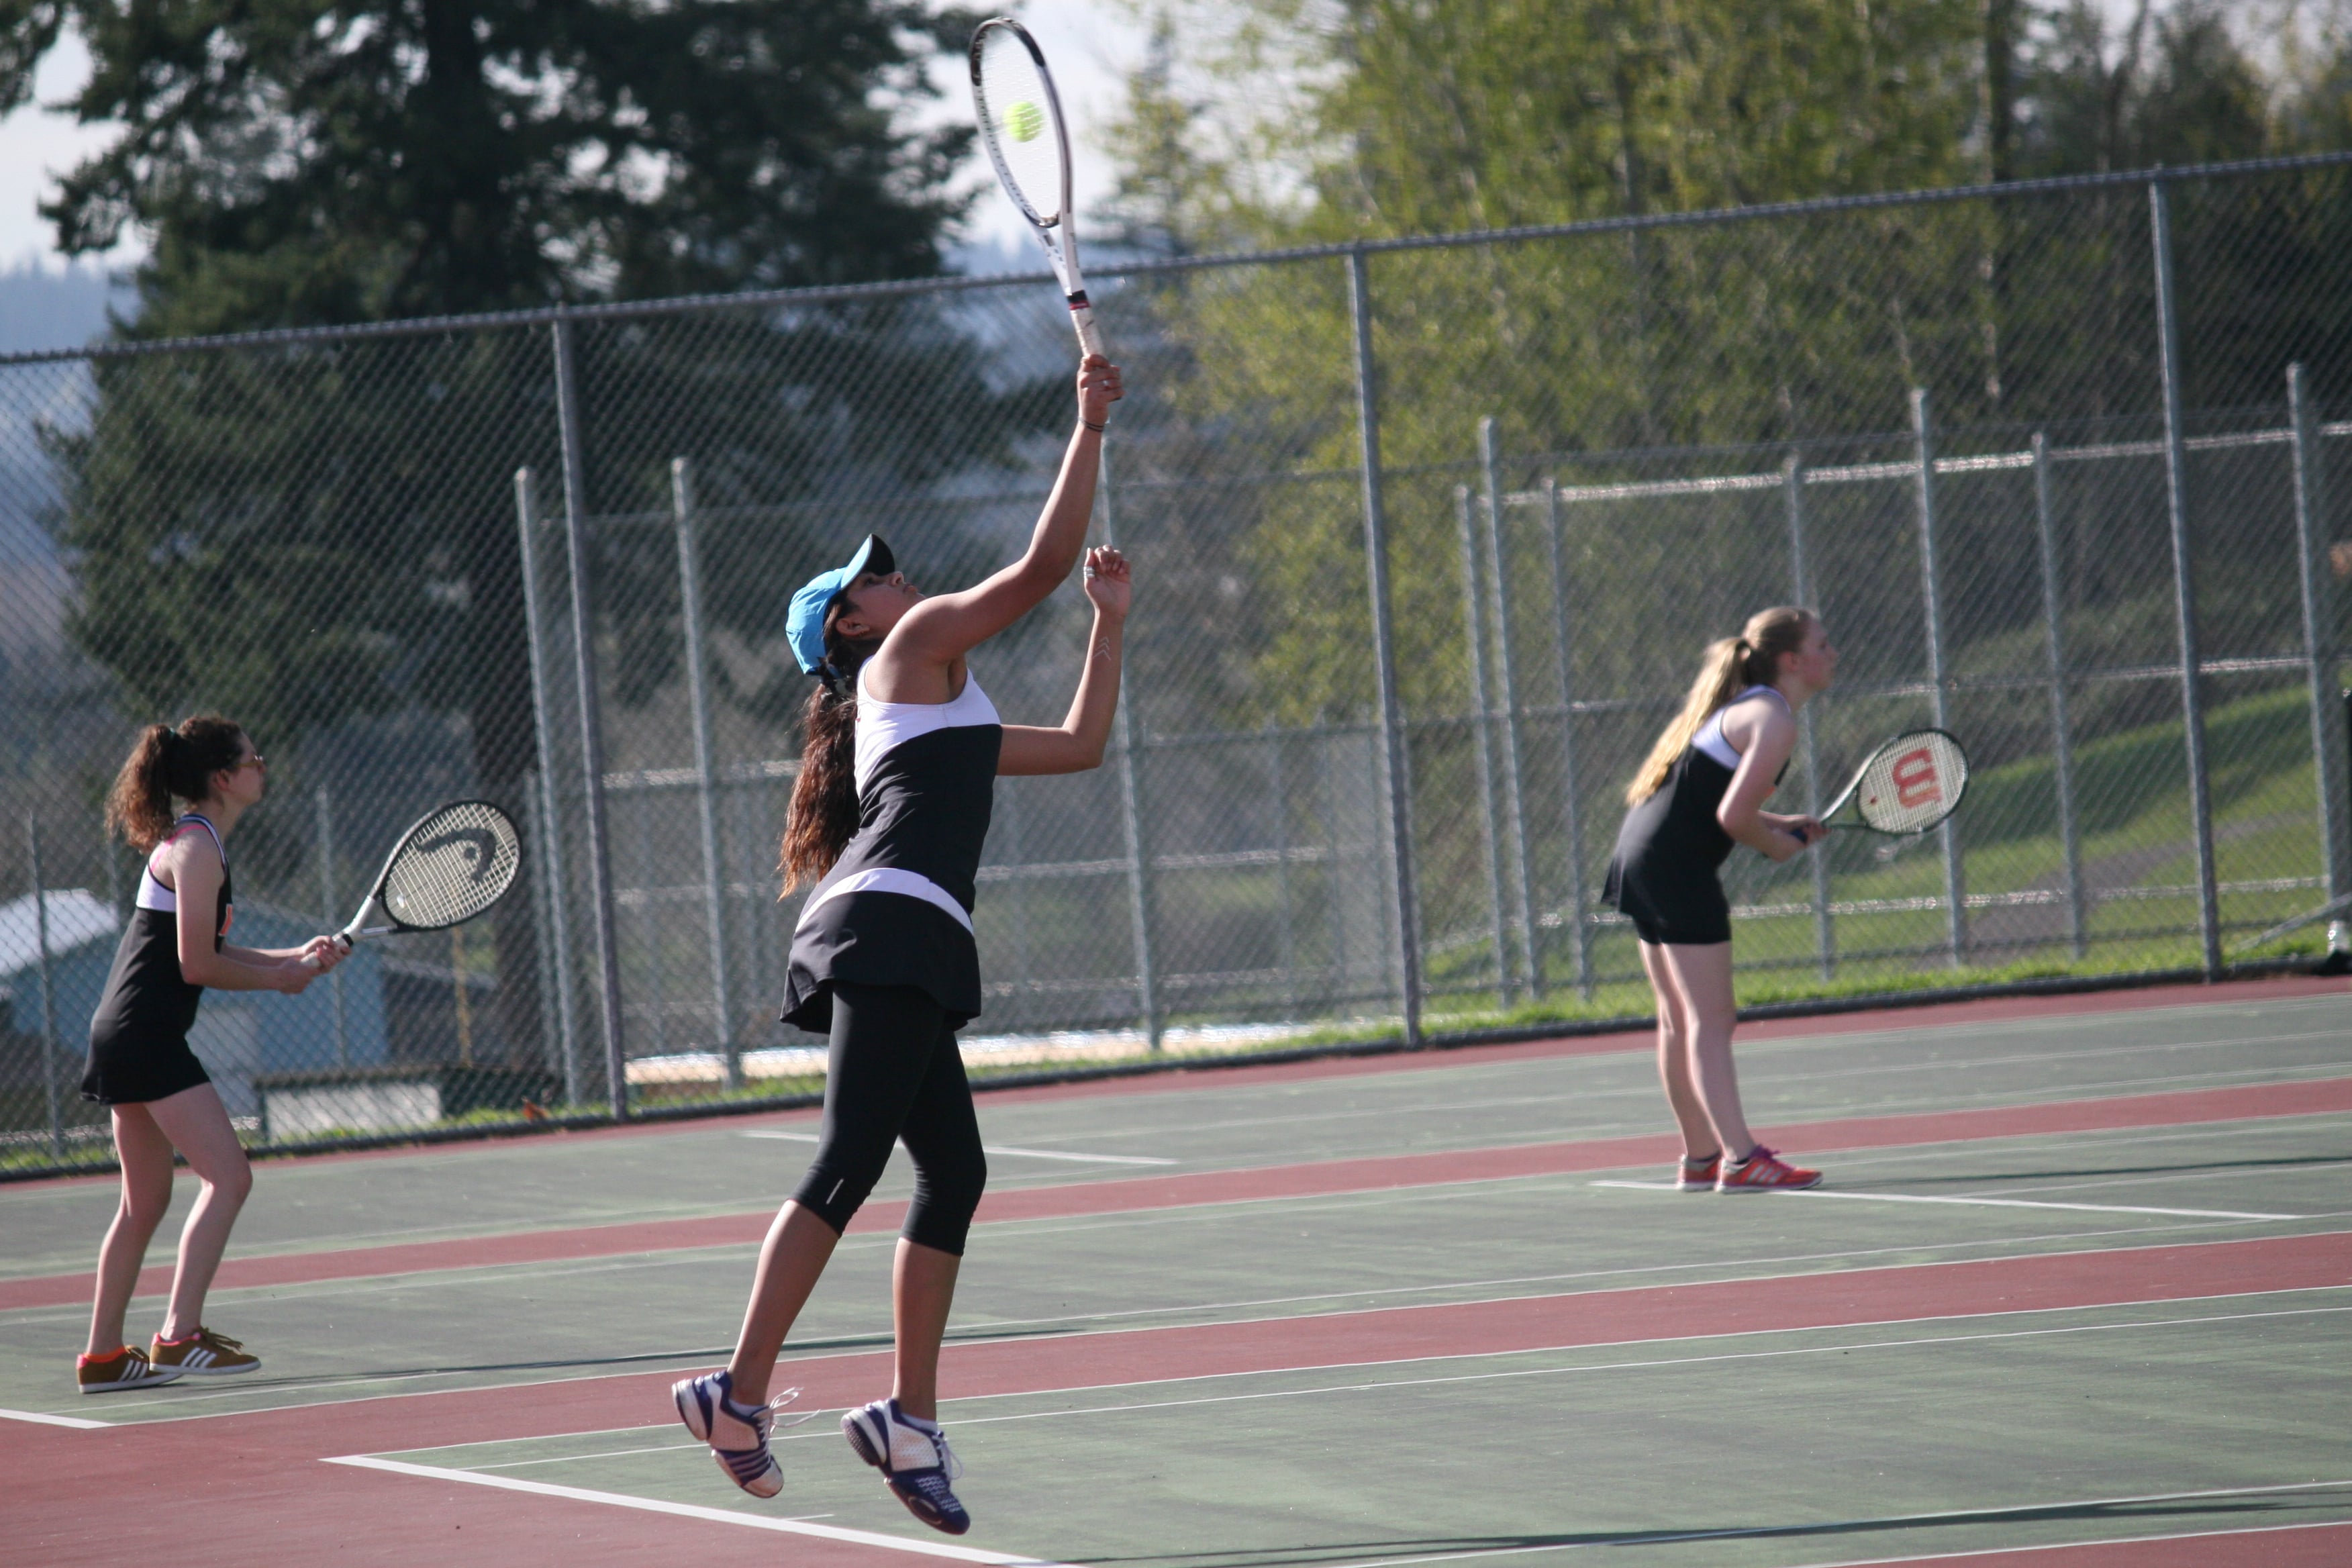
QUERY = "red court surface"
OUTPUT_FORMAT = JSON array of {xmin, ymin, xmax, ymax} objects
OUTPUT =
[{"xmin": 6, "ymin": 977, "xmax": 2349, "ymax": 1567}]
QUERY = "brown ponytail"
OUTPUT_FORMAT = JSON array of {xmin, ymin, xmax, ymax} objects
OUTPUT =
[
  {"xmin": 1624, "ymin": 607, "xmax": 1814, "ymax": 805},
  {"xmin": 105, "ymin": 715, "xmax": 248, "ymax": 850},
  {"xmin": 778, "ymin": 622, "xmax": 883, "ymax": 893}
]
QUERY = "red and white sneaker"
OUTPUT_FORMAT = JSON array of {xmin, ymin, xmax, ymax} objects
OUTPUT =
[
  {"xmin": 1674, "ymin": 1153, "xmax": 1721, "ymax": 1191},
  {"xmin": 1718, "ymin": 1146, "xmax": 1821, "ymax": 1192}
]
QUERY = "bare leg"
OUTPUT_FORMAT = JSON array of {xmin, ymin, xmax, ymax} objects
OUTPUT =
[
  {"xmin": 1657, "ymin": 942, "xmax": 1756, "ymax": 1159},
  {"xmin": 147, "ymin": 1085, "xmax": 252, "ymax": 1341},
  {"xmin": 889, "ymin": 1238, "xmax": 963, "ymax": 1422},
  {"xmin": 87, "ymin": 1106, "xmax": 177, "ymax": 1356},
  {"xmin": 725, "ymin": 1201, "xmax": 840, "ymax": 1404},
  {"xmin": 1640, "ymin": 941, "xmax": 1717, "ymax": 1158}
]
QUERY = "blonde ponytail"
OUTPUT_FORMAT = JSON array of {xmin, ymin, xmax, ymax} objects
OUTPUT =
[{"xmin": 1624, "ymin": 607, "xmax": 1814, "ymax": 805}]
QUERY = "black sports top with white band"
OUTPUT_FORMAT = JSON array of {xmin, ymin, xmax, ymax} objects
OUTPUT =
[
  {"xmin": 781, "ymin": 668, "xmax": 1001, "ymax": 1033},
  {"xmin": 89, "ymin": 814, "xmax": 233, "ymax": 1050},
  {"xmin": 1604, "ymin": 687, "xmax": 1790, "ymax": 944}
]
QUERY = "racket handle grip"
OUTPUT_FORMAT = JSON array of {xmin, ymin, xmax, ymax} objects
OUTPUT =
[{"xmin": 1071, "ymin": 304, "xmax": 1104, "ymax": 360}]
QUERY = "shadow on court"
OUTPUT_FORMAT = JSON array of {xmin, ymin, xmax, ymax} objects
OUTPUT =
[
  {"xmin": 124, "ymin": 1319, "xmax": 1087, "ymax": 1395},
  {"xmin": 1073, "ymin": 1489, "xmax": 2352, "ymax": 1566},
  {"xmin": 1857, "ymin": 1151, "xmax": 2352, "ymax": 1188}
]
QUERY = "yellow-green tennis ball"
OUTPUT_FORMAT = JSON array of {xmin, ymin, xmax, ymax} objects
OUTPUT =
[{"xmin": 1003, "ymin": 99, "xmax": 1046, "ymax": 144}]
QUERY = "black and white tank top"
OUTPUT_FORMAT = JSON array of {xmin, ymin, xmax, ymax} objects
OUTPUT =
[
  {"xmin": 781, "ymin": 668, "xmax": 1003, "ymax": 1030},
  {"xmin": 88, "ymin": 814, "xmax": 233, "ymax": 1048}
]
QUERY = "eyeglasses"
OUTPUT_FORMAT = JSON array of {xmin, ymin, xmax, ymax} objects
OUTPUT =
[{"xmin": 237, "ymin": 754, "xmax": 266, "ymax": 773}]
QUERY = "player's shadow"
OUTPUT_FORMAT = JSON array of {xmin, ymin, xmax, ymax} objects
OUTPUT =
[
  {"xmin": 1872, "ymin": 1151, "xmax": 2349, "ymax": 1189},
  {"xmin": 189, "ymin": 1320, "xmax": 1081, "ymax": 1391},
  {"xmin": 1077, "ymin": 1489, "xmax": 2345, "ymax": 1566}
]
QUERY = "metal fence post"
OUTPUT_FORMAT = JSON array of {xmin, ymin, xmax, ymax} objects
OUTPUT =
[
  {"xmin": 671, "ymin": 458, "xmax": 741, "ymax": 1087},
  {"xmin": 1267, "ymin": 720, "xmax": 1299, "ymax": 1012},
  {"xmin": 314, "ymin": 785, "xmax": 348, "ymax": 1068},
  {"xmin": 1542, "ymin": 478, "xmax": 1594, "ymax": 999},
  {"xmin": 1785, "ymin": 454, "xmax": 1834, "ymax": 979},
  {"xmin": 26, "ymin": 814, "xmax": 62, "ymax": 1159},
  {"xmin": 1455, "ymin": 483, "xmax": 1510, "ymax": 1008},
  {"xmin": 2031, "ymin": 434, "xmax": 2088, "ymax": 959},
  {"xmin": 1349, "ymin": 247, "xmax": 1423, "ymax": 1044},
  {"xmin": 1096, "ymin": 445, "xmax": 1161, "ymax": 1050},
  {"xmin": 2289, "ymin": 364, "xmax": 2352, "ymax": 941},
  {"xmin": 1910, "ymin": 389, "xmax": 1968, "ymax": 965},
  {"xmin": 515, "ymin": 467, "xmax": 583, "ymax": 1106},
  {"xmin": 2148, "ymin": 181, "xmax": 2222, "ymax": 977},
  {"xmin": 1479, "ymin": 418, "xmax": 1541, "ymax": 997},
  {"xmin": 550, "ymin": 314, "xmax": 630, "ymax": 1114}
]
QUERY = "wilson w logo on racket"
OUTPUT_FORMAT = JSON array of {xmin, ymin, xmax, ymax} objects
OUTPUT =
[
  {"xmin": 1888, "ymin": 747, "xmax": 1945, "ymax": 812},
  {"xmin": 1804, "ymin": 730, "xmax": 1969, "ymax": 841},
  {"xmin": 309, "ymin": 800, "xmax": 522, "ymax": 965}
]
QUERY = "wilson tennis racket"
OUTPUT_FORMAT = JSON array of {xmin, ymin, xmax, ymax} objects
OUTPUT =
[
  {"xmin": 971, "ymin": 17, "xmax": 1104, "ymax": 357},
  {"xmin": 309, "ymin": 800, "xmax": 522, "ymax": 964},
  {"xmin": 1795, "ymin": 730, "xmax": 1969, "ymax": 843}
]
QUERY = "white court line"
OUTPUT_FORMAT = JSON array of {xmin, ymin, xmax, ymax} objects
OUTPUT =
[
  {"xmin": 740, "ymin": 1130, "xmax": 1175, "ymax": 1165},
  {"xmin": 1302, "ymin": 1479, "xmax": 2352, "ymax": 1568},
  {"xmin": 319, "ymin": 1455, "xmax": 1081, "ymax": 1565},
  {"xmin": 1589, "ymin": 1180, "xmax": 2300, "ymax": 1220},
  {"xmin": 0, "ymin": 1406, "xmax": 110, "ymax": 1429},
  {"xmin": 1784, "ymin": 1518, "xmax": 2352, "ymax": 1568}
]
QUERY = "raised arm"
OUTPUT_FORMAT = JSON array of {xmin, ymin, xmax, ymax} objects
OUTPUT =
[
  {"xmin": 887, "ymin": 356, "xmax": 1123, "ymax": 666},
  {"xmin": 999, "ymin": 548, "xmax": 1130, "ymax": 776}
]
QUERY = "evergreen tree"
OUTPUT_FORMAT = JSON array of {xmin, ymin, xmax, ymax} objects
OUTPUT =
[{"xmin": 1, "ymin": 0, "xmax": 993, "ymax": 1073}]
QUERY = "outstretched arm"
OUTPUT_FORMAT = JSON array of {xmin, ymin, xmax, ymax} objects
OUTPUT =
[
  {"xmin": 893, "ymin": 357, "xmax": 1123, "ymax": 665},
  {"xmin": 999, "ymin": 548, "xmax": 1130, "ymax": 776}
]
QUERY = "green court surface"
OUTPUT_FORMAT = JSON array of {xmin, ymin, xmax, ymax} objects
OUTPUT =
[{"xmin": 5, "ymin": 983, "xmax": 2350, "ymax": 1567}]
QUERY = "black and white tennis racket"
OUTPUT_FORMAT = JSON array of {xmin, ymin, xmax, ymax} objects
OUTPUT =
[
  {"xmin": 309, "ymin": 800, "xmax": 522, "ymax": 965},
  {"xmin": 1794, "ymin": 730, "xmax": 1969, "ymax": 843},
  {"xmin": 970, "ymin": 17, "xmax": 1104, "ymax": 358}
]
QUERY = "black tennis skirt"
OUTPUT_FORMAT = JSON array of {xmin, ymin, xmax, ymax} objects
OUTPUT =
[
  {"xmin": 1603, "ymin": 853, "xmax": 1734, "ymax": 946},
  {"xmin": 81, "ymin": 1029, "xmax": 213, "ymax": 1108}
]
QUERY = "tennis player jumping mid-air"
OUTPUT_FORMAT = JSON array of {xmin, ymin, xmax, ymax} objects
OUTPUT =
[
  {"xmin": 77, "ymin": 717, "xmax": 344, "ymax": 1394},
  {"xmin": 1605, "ymin": 607, "xmax": 1835, "ymax": 1194},
  {"xmin": 676, "ymin": 353, "xmax": 1127, "ymax": 1534}
]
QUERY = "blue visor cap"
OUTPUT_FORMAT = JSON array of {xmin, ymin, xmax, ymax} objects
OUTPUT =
[{"xmin": 787, "ymin": 534, "xmax": 895, "ymax": 675}]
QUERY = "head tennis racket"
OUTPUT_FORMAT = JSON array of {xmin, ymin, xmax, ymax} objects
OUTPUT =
[
  {"xmin": 310, "ymin": 800, "xmax": 522, "ymax": 964},
  {"xmin": 971, "ymin": 17, "xmax": 1103, "ymax": 357},
  {"xmin": 1796, "ymin": 730, "xmax": 1969, "ymax": 842}
]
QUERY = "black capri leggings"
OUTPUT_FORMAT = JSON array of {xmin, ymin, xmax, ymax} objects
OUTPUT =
[{"xmin": 789, "ymin": 980, "xmax": 987, "ymax": 1256}]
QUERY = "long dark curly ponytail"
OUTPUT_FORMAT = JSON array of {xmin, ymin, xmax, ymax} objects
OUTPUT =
[
  {"xmin": 779, "ymin": 626, "xmax": 883, "ymax": 892},
  {"xmin": 105, "ymin": 715, "xmax": 248, "ymax": 851}
]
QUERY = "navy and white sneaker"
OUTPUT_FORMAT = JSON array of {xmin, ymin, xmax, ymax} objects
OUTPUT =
[
  {"xmin": 842, "ymin": 1397, "xmax": 971, "ymax": 1535},
  {"xmin": 673, "ymin": 1370, "xmax": 805, "ymax": 1499}
]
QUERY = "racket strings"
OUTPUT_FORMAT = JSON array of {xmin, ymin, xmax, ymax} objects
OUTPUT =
[
  {"xmin": 974, "ymin": 28, "xmax": 1064, "ymax": 224},
  {"xmin": 1852, "ymin": 733, "xmax": 1968, "ymax": 834},
  {"xmin": 379, "ymin": 802, "xmax": 522, "ymax": 929}
]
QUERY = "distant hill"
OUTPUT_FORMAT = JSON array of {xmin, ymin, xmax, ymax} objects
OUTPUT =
[{"xmin": 0, "ymin": 257, "xmax": 133, "ymax": 356}]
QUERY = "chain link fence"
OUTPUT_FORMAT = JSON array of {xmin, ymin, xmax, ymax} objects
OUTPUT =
[{"xmin": 3, "ymin": 154, "xmax": 2349, "ymax": 1173}]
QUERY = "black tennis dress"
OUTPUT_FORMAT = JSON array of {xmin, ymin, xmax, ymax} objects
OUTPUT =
[
  {"xmin": 81, "ymin": 814, "xmax": 232, "ymax": 1106},
  {"xmin": 1604, "ymin": 687, "xmax": 1788, "ymax": 946},
  {"xmin": 781, "ymin": 668, "xmax": 1001, "ymax": 1034}
]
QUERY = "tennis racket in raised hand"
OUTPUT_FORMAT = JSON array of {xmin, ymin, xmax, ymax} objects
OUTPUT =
[
  {"xmin": 1795, "ymin": 730, "xmax": 1969, "ymax": 844},
  {"xmin": 308, "ymin": 800, "xmax": 522, "ymax": 965},
  {"xmin": 971, "ymin": 17, "xmax": 1104, "ymax": 358}
]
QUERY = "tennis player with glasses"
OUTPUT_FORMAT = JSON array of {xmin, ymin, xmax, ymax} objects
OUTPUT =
[
  {"xmin": 675, "ymin": 352, "xmax": 1125, "ymax": 1535},
  {"xmin": 75, "ymin": 717, "xmax": 344, "ymax": 1395},
  {"xmin": 1606, "ymin": 607, "xmax": 1835, "ymax": 1194}
]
